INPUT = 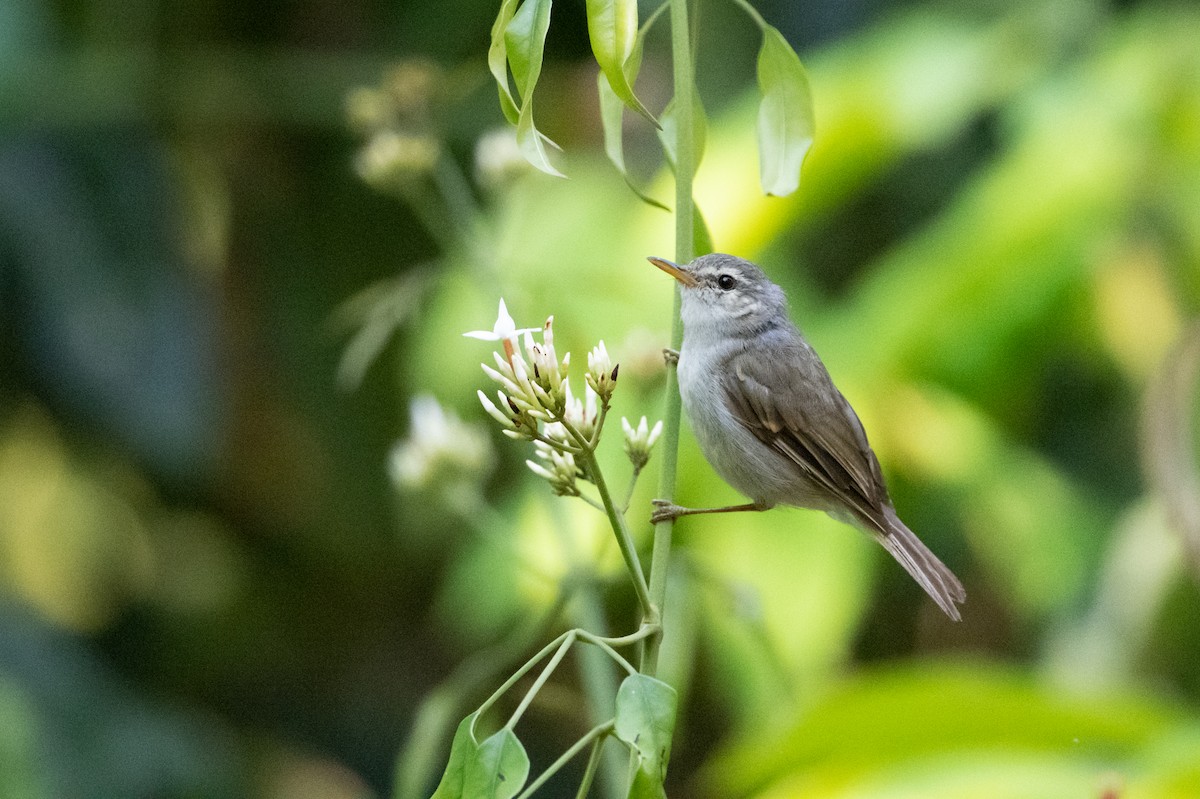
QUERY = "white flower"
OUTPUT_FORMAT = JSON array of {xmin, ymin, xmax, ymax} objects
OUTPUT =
[
  {"xmin": 389, "ymin": 395, "xmax": 494, "ymax": 490},
  {"xmin": 463, "ymin": 299, "xmax": 538, "ymax": 343}
]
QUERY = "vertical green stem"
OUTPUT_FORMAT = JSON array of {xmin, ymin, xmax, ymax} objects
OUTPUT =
[
  {"xmin": 642, "ymin": 0, "xmax": 695, "ymax": 677},
  {"xmin": 581, "ymin": 450, "xmax": 654, "ymax": 618}
]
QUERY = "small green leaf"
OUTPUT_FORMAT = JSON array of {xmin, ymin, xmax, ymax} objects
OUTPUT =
[
  {"xmin": 515, "ymin": 99, "xmax": 564, "ymax": 178},
  {"xmin": 657, "ymin": 88, "xmax": 707, "ymax": 172},
  {"xmin": 487, "ymin": 0, "xmax": 521, "ymax": 123},
  {"xmin": 586, "ymin": 0, "xmax": 656, "ymax": 125},
  {"xmin": 504, "ymin": 0, "xmax": 563, "ymax": 177},
  {"xmin": 598, "ymin": 51, "xmax": 667, "ymax": 210},
  {"xmin": 504, "ymin": 0, "xmax": 550, "ymax": 100},
  {"xmin": 462, "ymin": 729, "xmax": 530, "ymax": 799},
  {"xmin": 429, "ymin": 713, "xmax": 481, "ymax": 799},
  {"xmin": 614, "ymin": 675, "xmax": 678, "ymax": 799},
  {"xmin": 755, "ymin": 25, "xmax": 815, "ymax": 196}
]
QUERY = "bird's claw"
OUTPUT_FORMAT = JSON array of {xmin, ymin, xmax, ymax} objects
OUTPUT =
[
  {"xmin": 650, "ymin": 498, "xmax": 685, "ymax": 524},
  {"xmin": 662, "ymin": 348, "xmax": 680, "ymax": 366}
]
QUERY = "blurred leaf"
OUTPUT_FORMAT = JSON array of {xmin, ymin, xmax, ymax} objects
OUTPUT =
[
  {"xmin": 331, "ymin": 273, "xmax": 431, "ymax": 391},
  {"xmin": 504, "ymin": 0, "xmax": 563, "ymax": 177},
  {"xmin": 658, "ymin": 88, "xmax": 707, "ymax": 173},
  {"xmin": 585, "ymin": 0, "xmax": 655, "ymax": 125},
  {"xmin": 429, "ymin": 714, "xmax": 479, "ymax": 799},
  {"xmin": 488, "ymin": 0, "xmax": 521, "ymax": 123},
  {"xmin": 614, "ymin": 674, "xmax": 677, "ymax": 799},
  {"xmin": 462, "ymin": 728, "xmax": 529, "ymax": 799},
  {"xmin": 703, "ymin": 662, "xmax": 1192, "ymax": 797},
  {"xmin": 598, "ymin": 29, "xmax": 667, "ymax": 210},
  {"xmin": 1141, "ymin": 321, "xmax": 1200, "ymax": 575},
  {"xmin": 0, "ymin": 675, "xmax": 46, "ymax": 799},
  {"xmin": 755, "ymin": 752, "xmax": 1113, "ymax": 799},
  {"xmin": 755, "ymin": 26, "xmax": 815, "ymax": 197}
]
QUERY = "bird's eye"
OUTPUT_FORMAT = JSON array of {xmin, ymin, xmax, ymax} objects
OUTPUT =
[{"xmin": 717, "ymin": 274, "xmax": 737, "ymax": 290}]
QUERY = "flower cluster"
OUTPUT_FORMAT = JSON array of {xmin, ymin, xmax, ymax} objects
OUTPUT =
[
  {"xmin": 465, "ymin": 300, "xmax": 663, "ymax": 498},
  {"xmin": 388, "ymin": 394, "xmax": 494, "ymax": 492},
  {"xmin": 473, "ymin": 314, "xmax": 573, "ymax": 440},
  {"xmin": 346, "ymin": 60, "xmax": 444, "ymax": 191}
]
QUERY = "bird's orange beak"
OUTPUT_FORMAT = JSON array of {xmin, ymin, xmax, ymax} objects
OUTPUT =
[{"xmin": 647, "ymin": 256, "xmax": 698, "ymax": 287}]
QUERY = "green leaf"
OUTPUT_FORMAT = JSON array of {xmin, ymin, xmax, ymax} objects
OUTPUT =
[
  {"xmin": 598, "ymin": 68, "xmax": 668, "ymax": 210},
  {"xmin": 657, "ymin": 88, "xmax": 707, "ymax": 173},
  {"xmin": 462, "ymin": 729, "xmax": 530, "ymax": 799},
  {"xmin": 504, "ymin": 0, "xmax": 549, "ymax": 100},
  {"xmin": 515, "ymin": 100, "xmax": 563, "ymax": 178},
  {"xmin": 487, "ymin": 0, "xmax": 521, "ymax": 124},
  {"xmin": 429, "ymin": 713, "xmax": 480, "ymax": 799},
  {"xmin": 614, "ymin": 674, "xmax": 678, "ymax": 799},
  {"xmin": 703, "ymin": 663, "xmax": 1194, "ymax": 797},
  {"xmin": 504, "ymin": 0, "xmax": 563, "ymax": 177},
  {"xmin": 755, "ymin": 25, "xmax": 815, "ymax": 196},
  {"xmin": 585, "ymin": 0, "xmax": 656, "ymax": 125}
]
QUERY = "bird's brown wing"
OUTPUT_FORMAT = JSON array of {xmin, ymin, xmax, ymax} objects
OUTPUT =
[{"xmin": 721, "ymin": 341, "xmax": 889, "ymax": 531}]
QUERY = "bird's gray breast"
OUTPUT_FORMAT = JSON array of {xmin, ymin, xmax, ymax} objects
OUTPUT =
[{"xmin": 677, "ymin": 337, "xmax": 801, "ymax": 506}]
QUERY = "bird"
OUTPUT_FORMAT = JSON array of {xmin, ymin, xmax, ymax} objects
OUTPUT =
[{"xmin": 648, "ymin": 253, "xmax": 965, "ymax": 620}]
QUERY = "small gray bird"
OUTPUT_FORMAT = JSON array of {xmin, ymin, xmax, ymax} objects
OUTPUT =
[{"xmin": 649, "ymin": 253, "xmax": 965, "ymax": 620}]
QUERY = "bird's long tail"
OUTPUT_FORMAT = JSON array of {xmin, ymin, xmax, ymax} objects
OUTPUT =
[{"xmin": 871, "ymin": 506, "xmax": 966, "ymax": 621}]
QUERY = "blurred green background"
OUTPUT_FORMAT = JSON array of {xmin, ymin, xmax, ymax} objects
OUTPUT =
[{"xmin": 2, "ymin": 0, "xmax": 1200, "ymax": 797}]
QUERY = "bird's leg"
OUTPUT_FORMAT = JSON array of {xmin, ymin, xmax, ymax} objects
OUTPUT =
[
  {"xmin": 650, "ymin": 499, "xmax": 766, "ymax": 524},
  {"xmin": 662, "ymin": 348, "xmax": 679, "ymax": 366}
]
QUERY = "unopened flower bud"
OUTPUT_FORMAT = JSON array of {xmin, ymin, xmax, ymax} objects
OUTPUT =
[
  {"xmin": 563, "ymin": 384, "xmax": 599, "ymax": 442},
  {"xmin": 528, "ymin": 439, "xmax": 580, "ymax": 496},
  {"xmin": 621, "ymin": 416, "xmax": 663, "ymax": 471},
  {"xmin": 586, "ymin": 341, "xmax": 618, "ymax": 401}
]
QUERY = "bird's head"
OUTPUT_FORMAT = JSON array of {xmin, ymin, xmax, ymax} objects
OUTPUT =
[{"xmin": 648, "ymin": 253, "xmax": 788, "ymax": 340}]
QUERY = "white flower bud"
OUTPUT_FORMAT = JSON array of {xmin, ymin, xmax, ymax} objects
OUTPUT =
[
  {"xmin": 622, "ymin": 415, "xmax": 663, "ymax": 471},
  {"xmin": 586, "ymin": 341, "xmax": 618, "ymax": 401},
  {"xmin": 527, "ymin": 442, "xmax": 580, "ymax": 496}
]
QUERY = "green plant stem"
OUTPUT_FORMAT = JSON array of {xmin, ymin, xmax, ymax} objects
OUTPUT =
[
  {"xmin": 559, "ymin": 415, "xmax": 653, "ymax": 620},
  {"xmin": 588, "ymin": 400, "xmax": 612, "ymax": 450},
  {"xmin": 642, "ymin": 0, "xmax": 696, "ymax": 678},
  {"xmin": 581, "ymin": 448, "xmax": 655, "ymax": 620},
  {"xmin": 621, "ymin": 467, "xmax": 640, "ymax": 513},
  {"xmin": 577, "ymin": 631, "xmax": 637, "ymax": 675},
  {"xmin": 571, "ymin": 604, "xmax": 627, "ymax": 799},
  {"xmin": 391, "ymin": 593, "xmax": 568, "ymax": 799},
  {"xmin": 476, "ymin": 631, "xmax": 570, "ymax": 723},
  {"xmin": 506, "ymin": 631, "xmax": 577, "ymax": 730},
  {"xmin": 547, "ymin": 497, "xmax": 625, "ymax": 799},
  {"xmin": 515, "ymin": 720, "xmax": 615, "ymax": 799},
  {"xmin": 574, "ymin": 735, "xmax": 609, "ymax": 799},
  {"xmin": 729, "ymin": 0, "xmax": 768, "ymax": 30}
]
